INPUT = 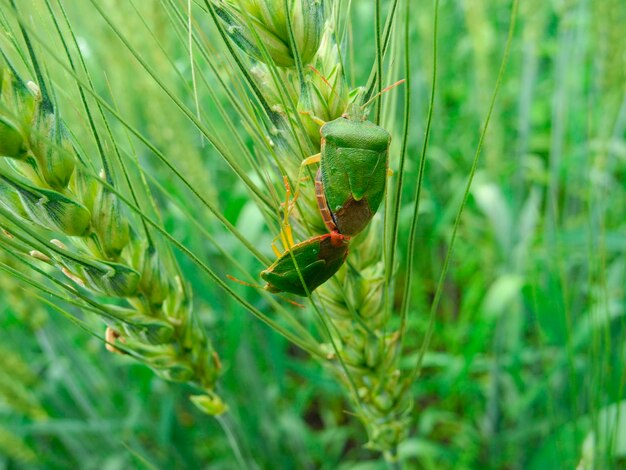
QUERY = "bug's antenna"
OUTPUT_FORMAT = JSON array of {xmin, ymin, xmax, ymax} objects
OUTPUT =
[
  {"xmin": 360, "ymin": 79, "xmax": 406, "ymax": 110},
  {"xmin": 226, "ymin": 275, "xmax": 305, "ymax": 308},
  {"xmin": 226, "ymin": 274, "xmax": 264, "ymax": 290}
]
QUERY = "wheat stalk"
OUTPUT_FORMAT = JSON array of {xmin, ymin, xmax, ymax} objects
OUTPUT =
[
  {"xmin": 210, "ymin": 0, "xmax": 412, "ymax": 456},
  {"xmin": 0, "ymin": 52, "xmax": 225, "ymax": 414}
]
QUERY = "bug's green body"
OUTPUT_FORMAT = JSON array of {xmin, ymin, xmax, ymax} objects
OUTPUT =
[
  {"xmin": 261, "ymin": 231, "xmax": 349, "ymax": 297},
  {"xmin": 317, "ymin": 117, "xmax": 391, "ymax": 236},
  {"xmin": 260, "ymin": 116, "xmax": 389, "ymax": 297}
]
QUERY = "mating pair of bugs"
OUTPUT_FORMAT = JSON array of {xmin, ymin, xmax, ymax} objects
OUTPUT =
[{"xmin": 259, "ymin": 116, "xmax": 391, "ymax": 297}]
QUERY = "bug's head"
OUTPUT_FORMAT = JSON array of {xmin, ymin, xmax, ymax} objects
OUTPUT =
[
  {"xmin": 343, "ymin": 87, "xmax": 370, "ymax": 122},
  {"xmin": 340, "ymin": 106, "xmax": 370, "ymax": 122}
]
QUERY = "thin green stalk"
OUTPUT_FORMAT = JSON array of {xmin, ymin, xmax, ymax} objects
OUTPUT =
[
  {"xmin": 398, "ymin": 0, "xmax": 438, "ymax": 342},
  {"xmin": 407, "ymin": 0, "xmax": 519, "ymax": 385},
  {"xmin": 374, "ymin": 0, "xmax": 383, "ymax": 125},
  {"xmin": 202, "ymin": 0, "xmax": 282, "ymax": 127},
  {"xmin": 44, "ymin": 0, "xmax": 107, "ymax": 174},
  {"xmin": 160, "ymin": 2, "xmax": 279, "ymax": 201},
  {"xmin": 89, "ymin": 0, "xmax": 274, "ymax": 211},
  {"xmin": 363, "ymin": 0, "xmax": 399, "ymax": 104},
  {"xmin": 216, "ymin": 414, "xmax": 250, "ymax": 469},
  {"xmin": 10, "ymin": 15, "xmax": 270, "ymax": 264},
  {"xmin": 386, "ymin": 0, "xmax": 412, "ymax": 322}
]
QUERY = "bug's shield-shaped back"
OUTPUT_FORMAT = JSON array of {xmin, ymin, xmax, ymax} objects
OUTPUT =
[
  {"xmin": 261, "ymin": 232, "xmax": 349, "ymax": 297},
  {"xmin": 319, "ymin": 118, "xmax": 391, "ymax": 236}
]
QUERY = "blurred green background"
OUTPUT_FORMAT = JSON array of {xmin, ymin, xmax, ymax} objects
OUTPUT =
[{"xmin": 1, "ymin": 0, "xmax": 625, "ymax": 468}]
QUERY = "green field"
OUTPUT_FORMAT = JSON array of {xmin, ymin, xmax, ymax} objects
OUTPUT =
[{"xmin": 0, "ymin": 0, "xmax": 625, "ymax": 468}]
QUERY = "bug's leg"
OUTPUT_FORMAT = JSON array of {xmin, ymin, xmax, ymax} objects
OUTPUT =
[
  {"xmin": 301, "ymin": 154, "xmax": 321, "ymax": 166},
  {"xmin": 271, "ymin": 242, "xmax": 283, "ymax": 258},
  {"xmin": 286, "ymin": 108, "xmax": 326, "ymax": 215},
  {"xmin": 272, "ymin": 176, "xmax": 297, "ymax": 257},
  {"xmin": 299, "ymin": 110, "xmax": 326, "ymax": 127},
  {"xmin": 315, "ymin": 169, "xmax": 337, "ymax": 232},
  {"xmin": 285, "ymin": 152, "xmax": 321, "ymax": 219},
  {"xmin": 281, "ymin": 176, "xmax": 296, "ymax": 248}
]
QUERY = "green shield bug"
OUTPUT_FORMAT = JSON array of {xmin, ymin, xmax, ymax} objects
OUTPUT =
[
  {"xmin": 299, "ymin": 116, "xmax": 391, "ymax": 237},
  {"xmin": 229, "ymin": 177, "xmax": 350, "ymax": 298},
  {"xmin": 261, "ymin": 230, "xmax": 349, "ymax": 297},
  {"xmin": 293, "ymin": 78, "xmax": 404, "ymax": 237}
]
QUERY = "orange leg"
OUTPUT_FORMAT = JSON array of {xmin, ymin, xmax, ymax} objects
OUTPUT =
[
  {"xmin": 284, "ymin": 153, "xmax": 321, "ymax": 221},
  {"xmin": 272, "ymin": 176, "xmax": 297, "ymax": 257},
  {"xmin": 315, "ymin": 171, "xmax": 337, "ymax": 232},
  {"xmin": 276, "ymin": 151, "xmax": 323, "ymax": 254}
]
